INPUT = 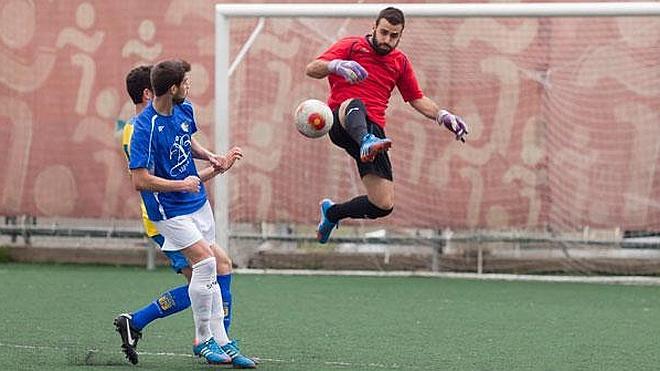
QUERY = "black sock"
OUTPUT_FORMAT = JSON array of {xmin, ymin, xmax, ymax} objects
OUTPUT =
[
  {"xmin": 326, "ymin": 195, "xmax": 393, "ymax": 223},
  {"xmin": 344, "ymin": 99, "xmax": 368, "ymax": 144}
]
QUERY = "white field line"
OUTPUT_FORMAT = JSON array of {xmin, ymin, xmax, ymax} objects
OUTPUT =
[
  {"xmin": 0, "ymin": 342, "xmax": 401, "ymax": 368},
  {"xmin": 0, "ymin": 342, "xmax": 279, "ymax": 361},
  {"xmin": 234, "ymin": 268, "xmax": 660, "ymax": 286}
]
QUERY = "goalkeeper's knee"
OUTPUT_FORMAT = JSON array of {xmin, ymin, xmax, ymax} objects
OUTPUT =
[
  {"xmin": 341, "ymin": 99, "xmax": 367, "ymax": 125},
  {"xmin": 365, "ymin": 200, "xmax": 393, "ymax": 219},
  {"xmin": 344, "ymin": 98, "xmax": 366, "ymax": 114}
]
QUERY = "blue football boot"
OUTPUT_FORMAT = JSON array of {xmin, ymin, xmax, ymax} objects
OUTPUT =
[
  {"xmin": 359, "ymin": 133, "xmax": 391, "ymax": 163},
  {"xmin": 192, "ymin": 337, "xmax": 231, "ymax": 364},
  {"xmin": 229, "ymin": 339, "xmax": 260, "ymax": 364},
  {"xmin": 317, "ymin": 199, "xmax": 338, "ymax": 244},
  {"xmin": 220, "ymin": 341, "xmax": 257, "ymax": 368}
]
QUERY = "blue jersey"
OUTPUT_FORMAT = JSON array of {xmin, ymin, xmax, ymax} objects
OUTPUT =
[{"xmin": 129, "ymin": 100, "xmax": 207, "ymax": 221}]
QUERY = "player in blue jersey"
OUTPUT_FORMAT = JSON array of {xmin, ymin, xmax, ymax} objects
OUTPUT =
[
  {"xmin": 114, "ymin": 64, "xmax": 247, "ymax": 365},
  {"xmin": 126, "ymin": 59, "xmax": 255, "ymax": 368}
]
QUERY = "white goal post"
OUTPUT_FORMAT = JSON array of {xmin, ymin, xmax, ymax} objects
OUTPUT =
[{"xmin": 214, "ymin": 2, "xmax": 660, "ymax": 250}]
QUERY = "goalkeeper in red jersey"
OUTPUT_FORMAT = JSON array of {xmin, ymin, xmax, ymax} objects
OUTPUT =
[{"xmin": 305, "ymin": 7, "xmax": 469, "ymax": 243}]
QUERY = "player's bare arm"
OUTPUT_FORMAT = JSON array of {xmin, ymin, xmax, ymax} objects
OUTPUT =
[
  {"xmin": 214, "ymin": 146, "xmax": 243, "ymax": 173},
  {"xmin": 190, "ymin": 137, "xmax": 226, "ymax": 170},
  {"xmin": 131, "ymin": 168, "xmax": 200, "ymax": 193},
  {"xmin": 198, "ymin": 165, "xmax": 220, "ymax": 182},
  {"xmin": 190, "ymin": 138, "xmax": 243, "ymax": 173},
  {"xmin": 305, "ymin": 59, "xmax": 331, "ymax": 79},
  {"xmin": 191, "ymin": 137, "xmax": 217, "ymax": 161},
  {"xmin": 409, "ymin": 96, "xmax": 440, "ymax": 120},
  {"xmin": 198, "ymin": 146, "xmax": 243, "ymax": 180}
]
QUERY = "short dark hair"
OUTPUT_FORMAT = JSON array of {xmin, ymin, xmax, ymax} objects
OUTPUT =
[
  {"xmin": 175, "ymin": 58, "xmax": 191, "ymax": 73},
  {"xmin": 150, "ymin": 59, "xmax": 189, "ymax": 97},
  {"xmin": 125, "ymin": 65, "xmax": 152, "ymax": 104},
  {"xmin": 376, "ymin": 7, "xmax": 405, "ymax": 29}
]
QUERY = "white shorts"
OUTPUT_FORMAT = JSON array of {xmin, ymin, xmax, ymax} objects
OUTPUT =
[{"xmin": 154, "ymin": 201, "xmax": 216, "ymax": 251}]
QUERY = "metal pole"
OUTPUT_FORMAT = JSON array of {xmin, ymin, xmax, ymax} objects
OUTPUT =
[{"xmin": 215, "ymin": 9, "xmax": 231, "ymax": 252}]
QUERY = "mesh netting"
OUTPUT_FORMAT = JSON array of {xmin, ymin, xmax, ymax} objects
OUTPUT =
[{"xmin": 225, "ymin": 15, "xmax": 660, "ymax": 235}]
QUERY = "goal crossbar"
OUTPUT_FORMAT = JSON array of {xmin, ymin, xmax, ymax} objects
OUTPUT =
[{"xmin": 216, "ymin": 2, "xmax": 660, "ymax": 18}]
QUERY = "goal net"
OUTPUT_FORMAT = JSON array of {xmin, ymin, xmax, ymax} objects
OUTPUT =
[{"xmin": 214, "ymin": 3, "xmax": 660, "ymax": 271}]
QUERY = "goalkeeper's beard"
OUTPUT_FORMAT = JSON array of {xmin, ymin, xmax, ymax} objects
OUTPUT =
[{"xmin": 370, "ymin": 36, "xmax": 398, "ymax": 56}]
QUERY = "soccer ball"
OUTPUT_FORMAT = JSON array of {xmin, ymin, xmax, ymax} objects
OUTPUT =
[{"xmin": 294, "ymin": 99, "xmax": 333, "ymax": 138}]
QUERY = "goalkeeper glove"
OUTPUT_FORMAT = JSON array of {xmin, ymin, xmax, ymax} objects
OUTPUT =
[
  {"xmin": 328, "ymin": 59, "xmax": 368, "ymax": 84},
  {"xmin": 437, "ymin": 109, "xmax": 469, "ymax": 143}
]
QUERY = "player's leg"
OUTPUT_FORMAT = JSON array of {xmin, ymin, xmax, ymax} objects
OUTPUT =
[
  {"xmin": 362, "ymin": 173, "xmax": 395, "ymax": 212},
  {"xmin": 113, "ymin": 235, "xmax": 192, "ymax": 365},
  {"xmin": 206, "ymin": 244, "xmax": 255, "ymax": 368},
  {"xmin": 318, "ymin": 184, "xmax": 394, "ymax": 244},
  {"xmin": 130, "ymin": 237, "xmax": 192, "ymax": 328},
  {"xmin": 338, "ymin": 98, "xmax": 391, "ymax": 163},
  {"xmin": 211, "ymin": 246, "xmax": 233, "ymax": 334},
  {"xmin": 191, "ymin": 245, "xmax": 256, "ymax": 367},
  {"xmin": 195, "ymin": 202, "xmax": 256, "ymax": 368},
  {"xmin": 157, "ymin": 215, "xmax": 230, "ymax": 365},
  {"xmin": 318, "ymin": 120, "xmax": 394, "ymax": 243},
  {"xmin": 324, "ymin": 175, "xmax": 393, "ymax": 222},
  {"xmin": 195, "ymin": 202, "xmax": 234, "ymax": 335},
  {"xmin": 182, "ymin": 240, "xmax": 231, "ymax": 364},
  {"xmin": 181, "ymin": 240, "xmax": 215, "ymax": 343}
]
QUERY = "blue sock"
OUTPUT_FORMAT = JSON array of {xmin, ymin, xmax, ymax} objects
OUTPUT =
[
  {"xmin": 217, "ymin": 274, "xmax": 232, "ymax": 334},
  {"xmin": 131, "ymin": 285, "xmax": 191, "ymax": 330}
]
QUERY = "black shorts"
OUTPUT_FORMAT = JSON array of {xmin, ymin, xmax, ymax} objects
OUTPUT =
[{"xmin": 328, "ymin": 109, "xmax": 393, "ymax": 181}]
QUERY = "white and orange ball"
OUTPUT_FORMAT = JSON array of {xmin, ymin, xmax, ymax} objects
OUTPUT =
[{"xmin": 294, "ymin": 99, "xmax": 333, "ymax": 138}]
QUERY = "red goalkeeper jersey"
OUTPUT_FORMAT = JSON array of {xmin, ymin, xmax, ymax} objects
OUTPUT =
[{"xmin": 317, "ymin": 35, "xmax": 424, "ymax": 128}]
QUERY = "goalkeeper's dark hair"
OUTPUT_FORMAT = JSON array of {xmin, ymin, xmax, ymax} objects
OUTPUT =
[
  {"xmin": 125, "ymin": 65, "xmax": 153, "ymax": 104},
  {"xmin": 376, "ymin": 7, "xmax": 405, "ymax": 30},
  {"xmin": 150, "ymin": 59, "xmax": 190, "ymax": 97}
]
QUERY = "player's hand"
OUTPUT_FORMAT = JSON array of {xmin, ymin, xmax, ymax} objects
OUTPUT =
[
  {"xmin": 437, "ymin": 110, "xmax": 469, "ymax": 143},
  {"xmin": 328, "ymin": 59, "xmax": 368, "ymax": 84},
  {"xmin": 213, "ymin": 146, "xmax": 243, "ymax": 173},
  {"xmin": 208, "ymin": 153, "xmax": 222, "ymax": 168},
  {"xmin": 181, "ymin": 175, "xmax": 201, "ymax": 193}
]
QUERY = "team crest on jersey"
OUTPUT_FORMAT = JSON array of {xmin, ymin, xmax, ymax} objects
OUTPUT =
[
  {"xmin": 180, "ymin": 121, "xmax": 190, "ymax": 133},
  {"xmin": 169, "ymin": 134, "xmax": 192, "ymax": 176}
]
